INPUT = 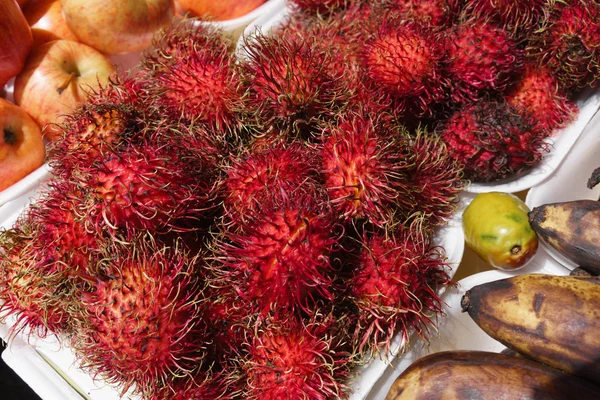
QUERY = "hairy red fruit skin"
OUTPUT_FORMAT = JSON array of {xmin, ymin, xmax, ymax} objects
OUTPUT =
[
  {"xmin": 463, "ymin": 0, "xmax": 546, "ymax": 33},
  {"xmin": 505, "ymin": 64, "xmax": 578, "ymax": 136},
  {"xmin": 439, "ymin": 102, "xmax": 548, "ymax": 182},
  {"xmin": 350, "ymin": 218, "xmax": 451, "ymax": 358},
  {"xmin": 223, "ymin": 142, "xmax": 320, "ymax": 228},
  {"xmin": 216, "ymin": 194, "xmax": 339, "ymax": 315},
  {"xmin": 319, "ymin": 113, "xmax": 411, "ymax": 226},
  {"xmin": 382, "ymin": 0, "xmax": 459, "ymax": 29},
  {"xmin": 360, "ymin": 18, "xmax": 447, "ymax": 117},
  {"xmin": 445, "ymin": 20, "xmax": 523, "ymax": 103},
  {"xmin": 241, "ymin": 31, "xmax": 351, "ymax": 138},
  {"xmin": 241, "ymin": 314, "xmax": 352, "ymax": 400},
  {"xmin": 290, "ymin": 0, "xmax": 352, "ymax": 15},
  {"xmin": 527, "ymin": 0, "xmax": 600, "ymax": 90},
  {"xmin": 72, "ymin": 238, "xmax": 205, "ymax": 398},
  {"xmin": 142, "ymin": 21, "xmax": 243, "ymax": 132}
]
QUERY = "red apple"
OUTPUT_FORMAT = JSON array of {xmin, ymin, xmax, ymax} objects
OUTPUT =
[
  {"xmin": 59, "ymin": 0, "xmax": 175, "ymax": 55},
  {"xmin": 24, "ymin": 0, "xmax": 79, "ymax": 46},
  {"xmin": 16, "ymin": 0, "xmax": 26, "ymax": 7},
  {"xmin": 177, "ymin": 0, "xmax": 265, "ymax": 21},
  {"xmin": 0, "ymin": 0, "xmax": 33, "ymax": 88},
  {"xmin": 0, "ymin": 98, "xmax": 45, "ymax": 192},
  {"xmin": 13, "ymin": 40, "xmax": 116, "ymax": 141}
]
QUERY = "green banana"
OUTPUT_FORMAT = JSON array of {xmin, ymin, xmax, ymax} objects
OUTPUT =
[
  {"xmin": 385, "ymin": 350, "xmax": 600, "ymax": 399},
  {"xmin": 461, "ymin": 274, "xmax": 600, "ymax": 386},
  {"xmin": 529, "ymin": 200, "xmax": 600, "ymax": 275}
]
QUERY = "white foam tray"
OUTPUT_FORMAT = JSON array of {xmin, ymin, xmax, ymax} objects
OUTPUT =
[{"xmin": 526, "ymin": 101, "xmax": 600, "ymax": 270}]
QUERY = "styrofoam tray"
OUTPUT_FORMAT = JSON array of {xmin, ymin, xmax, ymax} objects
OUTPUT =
[
  {"xmin": 365, "ymin": 250, "xmax": 571, "ymax": 399},
  {"xmin": 525, "ymin": 100, "xmax": 600, "ymax": 270}
]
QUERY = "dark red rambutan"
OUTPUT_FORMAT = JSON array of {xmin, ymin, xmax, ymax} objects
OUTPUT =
[
  {"xmin": 439, "ymin": 101, "xmax": 549, "ymax": 182},
  {"xmin": 151, "ymin": 370, "xmax": 239, "ymax": 400},
  {"xmin": 289, "ymin": 0, "xmax": 353, "ymax": 15},
  {"xmin": 87, "ymin": 72, "xmax": 149, "ymax": 110},
  {"xmin": 214, "ymin": 193, "xmax": 339, "ymax": 315},
  {"xmin": 444, "ymin": 19, "xmax": 523, "ymax": 103},
  {"xmin": 48, "ymin": 102, "xmax": 142, "ymax": 179},
  {"xmin": 222, "ymin": 141, "xmax": 321, "ymax": 228},
  {"xmin": 402, "ymin": 130, "xmax": 465, "ymax": 226},
  {"xmin": 240, "ymin": 313, "xmax": 352, "ymax": 400},
  {"xmin": 349, "ymin": 217, "xmax": 451, "ymax": 358},
  {"xmin": 71, "ymin": 236, "xmax": 206, "ymax": 398},
  {"xmin": 141, "ymin": 20, "xmax": 243, "ymax": 131},
  {"xmin": 505, "ymin": 63, "xmax": 578, "ymax": 136},
  {"xmin": 0, "ymin": 231, "xmax": 70, "ymax": 339},
  {"xmin": 526, "ymin": 0, "xmax": 600, "ymax": 90},
  {"xmin": 359, "ymin": 18, "xmax": 447, "ymax": 116},
  {"xmin": 74, "ymin": 136, "xmax": 213, "ymax": 237},
  {"xmin": 319, "ymin": 112, "xmax": 412, "ymax": 226},
  {"xmin": 240, "ymin": 31, "xmax": 352, "ymax": 138},
  {"xmin": 382, "ymin": 0, "xmax": 459, "ymax": 28},
  {"xmin": 462, "ymin": 0, "xmax": 546, "ymax": 33}
]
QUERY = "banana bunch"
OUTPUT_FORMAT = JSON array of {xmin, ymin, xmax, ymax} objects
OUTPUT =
[
  {"xmin": 386, "ymin": 273, "xmax": 600, "ymax": 399},
  {"xmin": 385, "ymin": 350, "xmax": 600, "ymax": 400}
]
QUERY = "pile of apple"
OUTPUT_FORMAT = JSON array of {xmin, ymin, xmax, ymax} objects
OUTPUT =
[{"xmin": 0, "ymin": 0, "xmax": 266, "ymax": 194}]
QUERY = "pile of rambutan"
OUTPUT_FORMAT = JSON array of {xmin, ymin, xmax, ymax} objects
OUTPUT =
[{"xmin": 0, "ymin": 0, "xmax": 597, "ymax": 398}]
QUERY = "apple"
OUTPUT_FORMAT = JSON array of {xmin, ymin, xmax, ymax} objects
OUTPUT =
[
  {"xmin": 59, "ymin": 0, "xmax": 175, "ymax": 55},
  {"xmin": 24, "ymin": 0, "xmax": 79, "ymax": 46},
  {"xmin": 0, "ymin": 98, "xmax": 45, "ymax": 192},
  {"xmin": 0, "ymin": 0, "xmax": 33, "ymax": 88},
  {"xmin": 177, "ymin": 0, "xmax": 265, "ymax": 21},
  {"xmin": 16, "ymin": 0, "xmax": 27, "ymax": 7},
  {"xmin": 14, "ymin": 40, "xmax": 116, "ymax": 141}
]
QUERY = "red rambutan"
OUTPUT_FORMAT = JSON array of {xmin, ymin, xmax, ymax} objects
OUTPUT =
[
  {"xmin": 526, "ymin": 0, "xmax": 600, "ymax": 90},
  {"xmin": 240, "ymin": 31, "xmax": 351, "ymax": 138},
  {"xmin": 240, "ymin": 313, "xmax": 352, "ymax": 400},
  {"xmin": 349, "ymin": 217, "xmax": 451, "ymax": 357},
  {"xmin": 382, "ymin": 0, "xmax": 459, "ymax": 28},
  {"xmin": 141, "ymin": 21, "xmax": 243, "ymax": 131},
  {"xmin": 445, "ymin": 19, "xmax": 523, "ymax": 103},
  {"xmin": 359, "ymin": 18, "xmax": 447, "ymax": 116},
  {"xmin": 214, "ymin": 193, "xmax": 339, "ymax": 315},
  {"xmin": 71, "ymin": 236, "xmax": 206, "ymax": 398},
  {"xmin": 289, "ymin": 0, "xmax": 352, "ymax": 15},
  {"xmin": 439, "ymin": 101, "xmax": 549, "ymax": 182},
  {"xmin": 505, "ymin": 63, "xmax": 578, "ymax": 136},
  {"xmin": 462, "ymin": 0, "xmax": 546, "ymax": 33},
  {"xmin": 319, "ymin": 112, "xmax": 412, "ymax": 226},
  {"xmin": 222, "ymin": 141, "xmax": 321, "ymax": 227}
]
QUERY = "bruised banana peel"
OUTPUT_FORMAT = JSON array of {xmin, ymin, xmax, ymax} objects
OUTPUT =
[
  {"xmin": 385, "ymin": 350, "xmax": 600, "ymax": 399},
  {"xmin": 461, "ymin": 274, "xmax": 600, "ymax": 386},
  {"xmin": 529, "ymin": 200, "xmax": 600, "ymax": 275}
]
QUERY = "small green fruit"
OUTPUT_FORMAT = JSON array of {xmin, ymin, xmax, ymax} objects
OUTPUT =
[{"xmin": 463, "ymin": 192, "xmax": 538, "ymax": 270}]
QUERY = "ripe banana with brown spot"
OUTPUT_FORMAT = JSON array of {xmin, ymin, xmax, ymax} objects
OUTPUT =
[
  {"xmin": 461, "ymin": 274, "xmax": 600, "ymax": 386},
  {"xmin": 385, "ymin": 350, "xmax": 600, "ymax": 399},
  {"xmin": 529, "ymin": 200, "xmax": 600, "ymax": 275}
]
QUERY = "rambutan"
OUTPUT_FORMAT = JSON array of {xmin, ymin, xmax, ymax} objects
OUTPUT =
[
  {"xmin": 526, "ymin": 0, "xmax": 600, "ymax": 90},
  {"xmin": 349, "ymin": 217, "xmax": 451, "ymax": 357},
  {"xmin": 382, "ymin": 0, "xmax": 459, "ymax": 28},
  {"xmin": 289, "ymin": 0, "xmax": 352, "ymax": 15},
  {"xmin": 319, "ymin": 112, "xmax": 412, "ymax": 226},
  {"xmin": 439, "ymin": 101, "xmax": 549, "ymax": 182},
  {"xmin": 141, "ymin": 20, "xmax": 243, "ymax": 132},
  {"xmin": 444, "ymin": 19, "xmax": 523, "ymax": 103},
  {"xmin": 240, "ymin": 313, "xmax": 352, "ymax": 400},
  {"xmin": 213, "ymin": 193, "xmax": 339, "ymax": 315},
  {"xmin": 402, "ymin": 130, "xmax": 465, "ymax": 226},
  {"xmin": 71, "ymin": 236, "xmax": 206, "ymax": 398},
  {"xmin": 222, "ymin": 141, "xmax": 321, "ymax": 227},
  {"xmin": 240, "ymin": 31, "xmax": 351, "ymax": 139},
  {"xmin": 151, "ymin": 370, "xmax": 239, "ymax": 400},
  {"xmin": 359, "ymin": 18, "xmax": 447, "ymax": 116},
  {"xmin": 462, "ymin": 0, "xmax": 546, "ymax": 33},
  {"xmin": 505, "ymin": 63, "xmax": 578, "ymax": 136}
]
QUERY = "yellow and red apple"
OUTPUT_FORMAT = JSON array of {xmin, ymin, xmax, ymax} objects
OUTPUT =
[
  {"xmin": 59, "ymin": 0, "xmax": 175, "ymax": 55},
  {"xmin": 0, "ymin": 98, "xmax": 45, "ymax": 192},
  {"xmin": 177, "ymin": 0, "xmax": 265, "ymax": 21},
  {"xmin": 14, "ymin": 40, "xmax": 116, "ymax": 141},
  {"xmin": 23, "ymin": 0, "xmax": 79, "ymax": 46},
  {"xmin": 0, "ymin": 0, "xmax": 33, "ymax": 88}
]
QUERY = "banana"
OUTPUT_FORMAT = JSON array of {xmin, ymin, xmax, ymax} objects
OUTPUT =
[
  {"xmin": 385, "ymin": 350, "xmax": 600, "ymax": 399},
  {"xmin": 461, "ymin": 274, "xmax": 600, "ymax": 386},
  {"xmin": 529, "ymin": 200, "xmax": 600, "ymax": 275}
]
